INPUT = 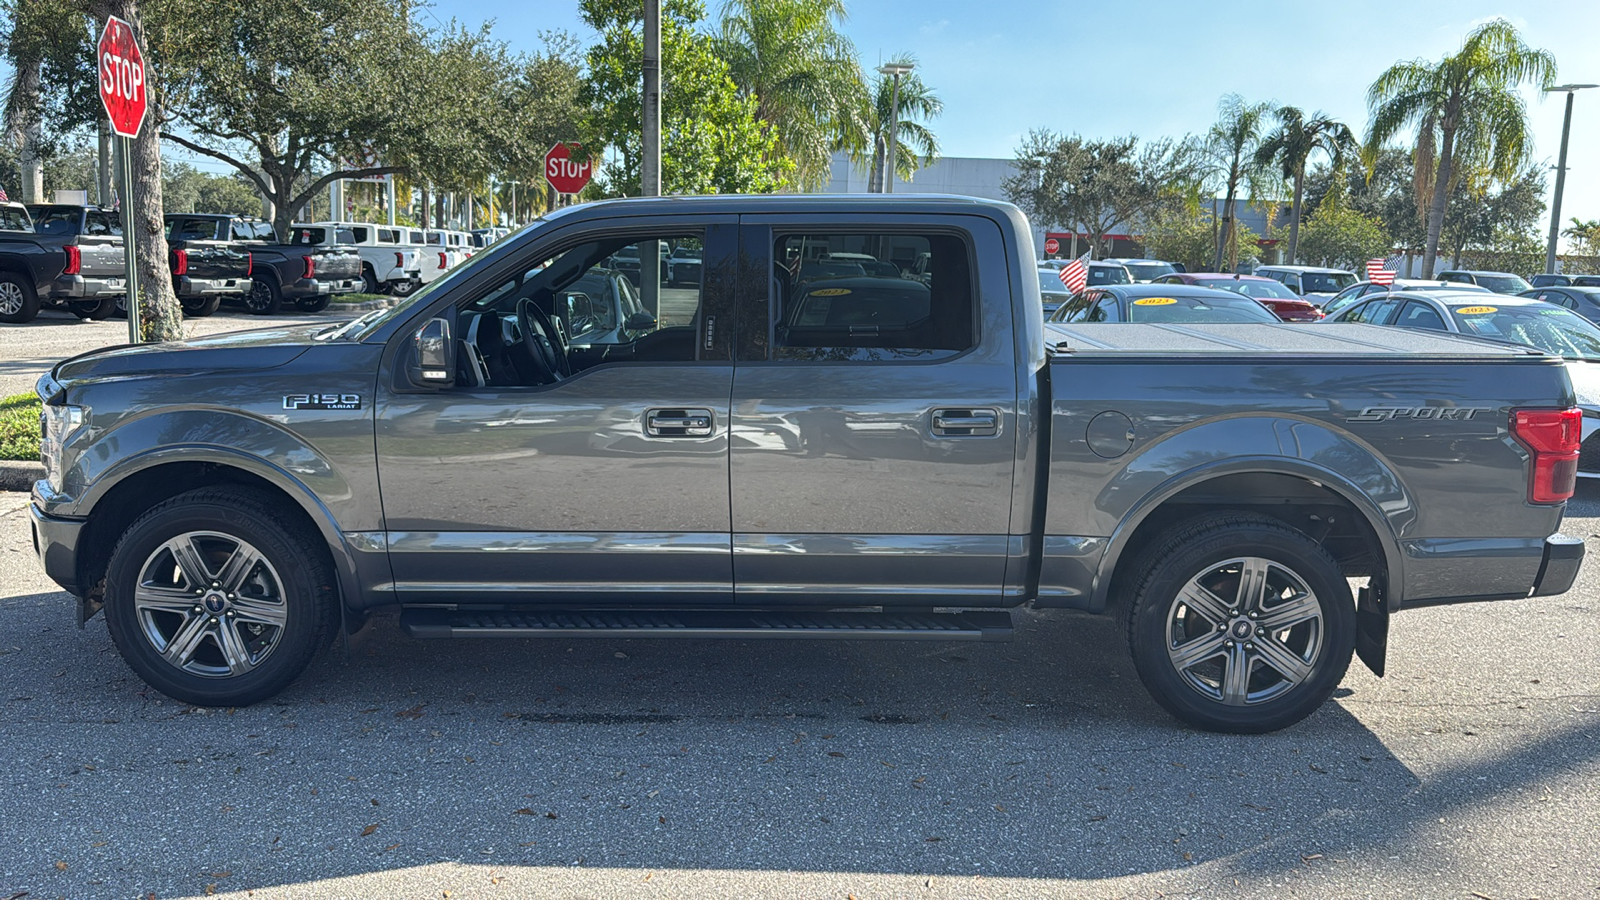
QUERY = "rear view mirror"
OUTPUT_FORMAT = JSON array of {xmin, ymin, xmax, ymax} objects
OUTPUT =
[
  {"xmin": 625, "ymin": 311, "xmax": 657, "ymax": 331},
  {"xmin": 407, "ymin": 317, "xmax": 454, "ymax": 387}
]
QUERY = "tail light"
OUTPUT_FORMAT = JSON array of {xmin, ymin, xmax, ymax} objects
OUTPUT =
[
  {"xmin": 302, "ymin": 256, "xmax": 316, "ymax": 279},
  {"xmin": 172, "ymin": 249, "xmax": 188, "ymax": 276},
  {"xmin": 63, "ymin": 245, "xmax": 81, "ymax": 275},
  {"xmin": 1511, "ymin": 408, "xmax": 1581, "ymax": 504},
  {"xmin": 245, "ymin": 253, "xmax": 253, "ymax": 277},
  {"xmin": 395, "ymin": 251, "xmax": 405, "ymax": 268},
  {"xmin": 439, "ymin": 252, "xmax": 448, "ymax": 269}
]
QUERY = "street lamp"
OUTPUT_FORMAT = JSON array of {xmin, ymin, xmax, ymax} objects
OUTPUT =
[
  {"xmin": 1544, "ymin": 84, "xmax": 1598, "ymax": 274},
  {"xmin": 876, "ymin": 62, "xmax": 915, "ymax": 193}
]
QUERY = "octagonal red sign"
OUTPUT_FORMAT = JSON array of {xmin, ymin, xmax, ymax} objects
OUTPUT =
[
  {"xmin": 98, "ymin": 16, "xmax": 148, "ymax": 139},
  {"xmin": 544, "ymin": 143, "xmax": 593, "ymax": 194}
]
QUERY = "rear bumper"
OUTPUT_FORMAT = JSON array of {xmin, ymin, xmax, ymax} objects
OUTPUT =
[
  {"xmin": 290, "ymin": 277, "xmax": 361, "ymax": 298},
  {"xmin": 1402, "ymin": 533, "xmax": 1584, "ymax": 607},
  {"xmin": 30, "ymin": 501, "xmax": 84, "ymax": 597},
  {"xmin": 1532, "ymin": 533, "xmax": 1585, "ymax": 597},
  {"xmin": 49, "ymin": 273, "xmax": 125, "ymax": 300},
  {"xmin": 177, "ymin": 275, "xmax": 249, "ymax": 297}
]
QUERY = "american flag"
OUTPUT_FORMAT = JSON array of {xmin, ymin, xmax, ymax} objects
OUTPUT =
[
  {"xmin": 1058, "ymin": 250, "xmax": 1091, "ymax": 294},
  {"xmin": 0, "ymin": 185, "xmax": 8, "ymax": 202},
  {"xmin": 1366, "ymin": 256, "xmax": 1401, "ymax": 286}
]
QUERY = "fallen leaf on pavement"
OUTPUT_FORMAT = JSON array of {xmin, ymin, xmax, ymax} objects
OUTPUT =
[{"xmin": 360, "ymin": 824, "xmax": 378, "ymax": 836}]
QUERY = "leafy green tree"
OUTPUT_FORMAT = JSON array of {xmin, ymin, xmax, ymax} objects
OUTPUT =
[
  {"xmin": 580, "ymin": 0, "xmax": 792, "ymax": 196},
  {"xmin": 1296, "ymin": 196, "xmax": 1391, "ymax": 270},
  {"xmin": 1140, "ymin": 209, "xmax": 1262, "ymax": 273},
  {"xmin": 860, "ymin": 56, "xmax": 941, "ymax": 192},
  {"xmin": 1198, "ymin": 94, "xmax": 1273, "ymax": 272},
  {"xmin": 1438, "ymin": 164, "xmax": 1546, "ymax": 266},
  {"xmin": 717, "ymin": 0, "xmax": 868, "ymax": 190},
  {"xmin": 1365, "ymin": 19, "xmax": 1556, "ymax": 277},
  {"xmin": 1567, "ymin": 219, "xmax": 1600, "ymax": 256},
  {"xmin": 1254, "ymin": 106, "xmax": 1357, "ymax": 265}
]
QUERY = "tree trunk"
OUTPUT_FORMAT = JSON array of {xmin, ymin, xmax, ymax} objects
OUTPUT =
[
  {"xmin": 867, "ymin": 134, "xmax": 886, "ymax": 193},
  {"xmin": 1287, "ymin": 170, "xmax": 1305, "ymax": 264},
  {"xmin": 1422, "ymin": 127, "xmax": 1457, "ymax": 279},
  {"xmin": 420, "ymin": 184, "xmax": 431, "ymax": 231},
  {"xmin": 14, "ymin": 59, "xmax": 45, "ymax": 203},
  {"xmin": 98, "ymin": 123, "xmax": 114, "ymax": 205},
  {"xmin": 1214, "ymin": 179, "xmax": 1238, "ymax": 273}
]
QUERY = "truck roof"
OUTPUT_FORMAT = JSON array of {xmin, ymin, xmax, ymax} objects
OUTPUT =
[
  {"xmin": 542, "ymin": 193, "xmax": 1010, "ymax": 222},
  {"xmin": 1046, "ymin": 322, "xmax": 1547, "ymax": 359}
]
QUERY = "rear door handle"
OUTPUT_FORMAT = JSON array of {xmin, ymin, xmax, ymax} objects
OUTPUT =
[
  {"xmin": 931, "ymin": 408, "xmax": 999, "ymax": 437},
  {"xmin": 646, "ymin": 408, "xmax": 714, "ymax": 437}
]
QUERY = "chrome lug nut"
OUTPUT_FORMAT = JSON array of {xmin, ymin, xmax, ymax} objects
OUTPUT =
[{"xmin": 1224, "ymin": 640, "xmax": 1235, "ymax": 649}]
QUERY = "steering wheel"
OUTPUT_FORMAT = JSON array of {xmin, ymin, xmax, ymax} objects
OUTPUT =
[{"xmin": 516, "ymin": 296, "xmax": 571, "ymax": 384}]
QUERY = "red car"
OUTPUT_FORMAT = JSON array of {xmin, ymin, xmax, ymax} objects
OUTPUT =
[{"xmin": 1154, "ymin": 273, "xmax": 1324, "ymax": 322}]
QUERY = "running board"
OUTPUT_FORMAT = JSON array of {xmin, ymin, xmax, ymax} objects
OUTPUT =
[{"xmin": 399, "ymin": 607, "xmax": 1013, "ymax": 642}]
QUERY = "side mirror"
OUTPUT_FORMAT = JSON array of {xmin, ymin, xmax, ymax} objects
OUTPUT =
[
  {"xmin": 407, "ymin": 317, "xmax": 454, "ymax": 387},
  {"xmin": 625, "ymin": 311, "xmax": 657, "ymax": 331}
]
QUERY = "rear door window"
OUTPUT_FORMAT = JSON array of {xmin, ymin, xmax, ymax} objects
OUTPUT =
[{"xmin": 1396, "ymin": 300, "xmax": 1448, "ymax": 330}]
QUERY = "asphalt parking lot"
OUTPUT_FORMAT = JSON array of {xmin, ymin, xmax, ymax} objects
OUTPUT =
[{"xmin": 2, "ymin": 315, "xmax": 1599, "ymax": 899}]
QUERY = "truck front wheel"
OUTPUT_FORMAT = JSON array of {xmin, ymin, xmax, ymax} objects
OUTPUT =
[
  {"xmin": 1125, "ymin": 513, "xmax": 1355, "ymax": 734},
  {"xmin": 102, "ymin": 487, "xmax": 338, "ymax": 707}
]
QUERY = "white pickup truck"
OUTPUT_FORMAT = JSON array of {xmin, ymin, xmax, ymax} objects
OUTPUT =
[
  {"xmin": 405, "ymin": 228, "xmax": 472, "ymax": 287},
  {"xmin": 305, "ymin": 221, "xmax": 422, "ymax": 296}
]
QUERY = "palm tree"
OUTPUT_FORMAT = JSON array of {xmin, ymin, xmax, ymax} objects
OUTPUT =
[
  {"xmin": 717, "ymin": 0, "xmax": 870, "ymax": 191},
  {"xmin": 1200, "ymin": 94, "xmax": 1273, "ymax": 272},
  {"xmin": 858, "ymin": 56, "xmax": 942, "ymax": 193},
  {"xmin": 1365, "ymin": 19, "xmax": 1556, "ymax": 277},
  {"xmin": 1254, "ymin": 106, "xmax": 1357, "ymax": 264}
]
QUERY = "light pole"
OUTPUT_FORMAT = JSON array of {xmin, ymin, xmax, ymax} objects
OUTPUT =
[
  {"xmin": 876, "ymin": 62, "xmax": 914, "ymax": 193},
  {"xmin": 1545, "ymin": 84, "xmax": 1598, "ymax": 275}
]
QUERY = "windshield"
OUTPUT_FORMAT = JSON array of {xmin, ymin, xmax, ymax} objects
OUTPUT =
[
  {"xmin": 1205, "ymin": 278, "xmax": 1299, "ymax": 300},
  {"xmin": 288, "ymin": 227, "xmax": 330, "ymax": 245},
  {"xmin": 1474, "ymin": 274, "xmax": 1533, "ymax": 294},
  {"xmin": 1088, "ymin": 265, "xmax": 1131, "ymax": 286},
  {"xmin": 1123, "ymin": 262, "xmax": 1176, "ymax": 281},
  {"xmin": 0, "ymin": 206, "xmax": 32, "ymax": 231},
  {"xmin": 1038, "ymin": 271, "xmax": 1069, "ymax": 293},
  {"xmin": 30, "ymin": 208, "xmax": 79, "ymax": 236},
  {"xmin": 1451, "ymin": 303, "xmax": 1600, "ymax": 361},
  {"xmin": 1302, "ymin": 272, "xmax": 1357, "ymax": 293},
  {"xmin": 1126, "ymin": 294, "xmax": 1280, "ymax": 324}
]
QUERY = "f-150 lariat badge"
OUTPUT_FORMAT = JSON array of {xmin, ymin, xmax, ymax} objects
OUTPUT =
[{"xmin": 283, "ymin": 393, "xmax": 362, "ymax": 411}]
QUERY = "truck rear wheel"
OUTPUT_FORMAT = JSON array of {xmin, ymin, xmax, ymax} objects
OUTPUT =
[
  {"xmin": 246, "ymin": 278, "xmax": 282, "ymax": 315},
  {"xmin": 361, "ymin": 266, "xmax": 380, "ymax": 295},
  {"xmin": 0, "ymin": 272, "xmax": 40, "ymax": 324},
  {"xmin": 295, "ymin": 294, "xmax": 331, "ymax": 313},
  {"xmin": 180, "ymin": 295, "xmax": 221, "ymax": 317},
  {"xmin": 68, "ymin": 295, "xmax": 119, "ymax": 320},
  {"xmin": 102, "ymin": 487, "xmax": 338, "ymax": 707},
  {"xmin": 1125, "ymin": 513, "xmax": 1355, "ymax": 734}
]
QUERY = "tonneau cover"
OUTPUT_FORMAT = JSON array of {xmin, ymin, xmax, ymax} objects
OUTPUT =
[{"xmin": 1046, "ymin": 322, "xmax": 1545, "ymax": 359}]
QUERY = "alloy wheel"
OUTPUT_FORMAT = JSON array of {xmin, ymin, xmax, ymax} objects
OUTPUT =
[
  {"xmin": 133, "ymin": 531, "xmax": 289, "ymax": 678},
  {"xmin": 0, "ymin": 282, "xmax": 22, "ymax": 315}
]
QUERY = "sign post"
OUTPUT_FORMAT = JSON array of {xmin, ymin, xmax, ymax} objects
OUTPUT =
[{"xmin": 97, "ymin": 15, "xmax": 148, "ymax": 343}]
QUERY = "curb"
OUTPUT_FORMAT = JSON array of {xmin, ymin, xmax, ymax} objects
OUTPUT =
[{"xmin": 0, "ymin": 460, "xmax": 44, "ymax": 493}]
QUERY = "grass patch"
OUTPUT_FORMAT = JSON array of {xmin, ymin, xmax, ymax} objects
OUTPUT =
[
  {"xmin": 0, "ymin": 392, "xmax": 41, "ymax": 462},
  {"xmin": 331, "ymin": 292, "xmax": 392, "ymax": 304}
]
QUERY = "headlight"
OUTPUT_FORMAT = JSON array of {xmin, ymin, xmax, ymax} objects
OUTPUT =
[{"xmin": 40, "ymin": 403, "xmax": 86, "ymax": 489}]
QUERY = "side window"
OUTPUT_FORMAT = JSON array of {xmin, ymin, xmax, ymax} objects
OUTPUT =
[
  {"xmin": 1092, "ymin": 297, "xmax": 1123, "ymax": 322},
  {"xmin": 1352, "ymin": 298, "xmax": 1401, "ymax": 324},
  {"xmin": 350, "ymin": 226, "xmax": 370, "ymax": 243},
  {"xmin": 1051, "ymin": 292, "xmax": 1094, "ymax": 323},
  {"xmin": 771, "ymin": 231, "xmax": 974, "ymax": 361},
  {"xmin": 1396, "ymin": 301, "xmax": 1447, "ymax": 330},
  {"xmin": 85, "ymin": 212, "xmax": 113, "ymax": 236},
  {"xmin": 1283, "ymin": 275, "xmax": 1302, "ymax": 294},
  {"xmin": 230, "ymin": 221, "xmax": 255, "ymax": 241},
  {"xmin": 460, "ymin": 233, "xmax": 705, "ymax": 387}
]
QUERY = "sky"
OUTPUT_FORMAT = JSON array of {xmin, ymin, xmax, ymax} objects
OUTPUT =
[{"xmin": 425, "ymin": 0, "xmax": 1600, "ymax": 247}]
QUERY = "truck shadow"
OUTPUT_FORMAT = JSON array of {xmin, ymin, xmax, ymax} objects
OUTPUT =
[{"xmin": 3, "ymin": 591, "xmax": 1596, "ymax": 894}]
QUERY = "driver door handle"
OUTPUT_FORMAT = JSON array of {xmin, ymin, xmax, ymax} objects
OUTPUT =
[{"xmin": 646, "ymin": 408, "xmax": 714, "ymax": 437}]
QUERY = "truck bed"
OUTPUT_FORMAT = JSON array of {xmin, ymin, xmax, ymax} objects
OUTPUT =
[{"xmin": 1046, "ymin": 322, "xmax": 1544, "ymax": 358}]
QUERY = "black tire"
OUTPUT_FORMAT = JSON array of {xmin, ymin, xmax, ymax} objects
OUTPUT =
[
  {"xmin": 295, "ymin": 294, "xmax": 331, "ymax": 313},
  {"xmin": 68, "ymin": 295, "xmax": 119, "ymax": 320},
  {"xmin": 103, "ymin": 487, "xmax": 338, "ymax": 707},
  {"xmin": 1125, "ymin": 512, "xmax": 1355, "ymax": 734},
  {"xmin": 389, "ymin": 279, "xmax": 417, "ymax": 297},
  {"xmin": 246, "ymin": 277, "xmax": 282, "ymax": 315},
  {"xmin": 361, "ymin": 266, "xmax": 380, "ymax": 295},
  {"xmin": 112, "ymin": 294, "xmax": 127, "ymax": 319},
  {"xmin": 180, "ymin": 295, "xmax": 222, "ymax": 317},
  {"xmin": 0, "ymin": 271, "xmax": 40, "ymax": 324}
]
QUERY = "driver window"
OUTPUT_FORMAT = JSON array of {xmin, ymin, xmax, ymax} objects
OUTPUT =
[{"xmin": 457, "ymin": 233, "xmax": 706, "ymax": 388}]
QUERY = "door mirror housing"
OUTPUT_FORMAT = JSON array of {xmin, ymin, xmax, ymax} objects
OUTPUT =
[
  {"xmin": 624, "ymin": 311, "xmax": 657, "ymax": 331},
  {"xmin": 407, "ymin": 317, "xmax": 455, "ymax": 387}
]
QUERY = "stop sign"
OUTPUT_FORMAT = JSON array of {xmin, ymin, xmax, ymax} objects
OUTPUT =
[
  {"xmin": 98, "ymin": 16, "xmax": 148, "ymax": 139},
  {"xmin": 1043, "ymin": 238, "xmax": 1060, "ymax": 255},
  {"xmin": 544, "ymin": 143, "xmax": 593, "ymax": 194}
]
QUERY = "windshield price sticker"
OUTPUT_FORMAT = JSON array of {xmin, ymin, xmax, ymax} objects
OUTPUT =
[
  {"xmin": 1456, "ymin": 306, "xmax": 1498, "ymax": 315},
  {"xmin": 1134, "ymin": 297, "xmax": 1177, "ymax": 306},
  {"xmin": 810, "ymin": 288, "xmax": 852, "ymax": 297}
]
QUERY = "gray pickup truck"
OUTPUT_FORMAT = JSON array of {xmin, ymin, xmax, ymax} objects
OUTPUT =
[
  {"xmin": 27, "ymin": 196, "xmax": 1585, "ymax": 733},
  {"xmin": 0, "ymin": 203, "xmax": 126, "ymax": 322}
]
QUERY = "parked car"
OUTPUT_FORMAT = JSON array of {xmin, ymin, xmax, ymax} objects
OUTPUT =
[
  {"xmin": 164, "ymin": 213, "xmax": 256, "ymax": 317},
  {"xmin": 1039, "ymin": 258, "xmax": 1133, "ymax": 289},
  {"xmin": 1327, "ymin": 291, "xmax": 1600, "ymax": 476},
  {"xmin": 305, "ymin": 221, "xmax": 422, "ymax": 296},
  {"xmin": 1520, "ymin": 286, "xmax": 1600, "ymax": 325},
  {"xmin": 1038, "ymin": 268, "xmax": 1073, "ymax": 314},
  {"xmin": 1252, "ymin": 265, "xmax": 1358, "ymax": 304},
  {"xmin": 1, "ymin": 203, "xmax": 126, "ymax": 323},
  {"xmin": 1048, "ymin": 283, "xmax": 1282, "ymax": 324},
  {"xmin": 1437, "ymin": 269, "xmax": 1533, "ymax": 294},
  {"xmin": 1530, "ymin": 274, "xmax": 1600, "ymax": 288},
  {"xmin": 235, "ymin": 220, "xmax": 363, "ymax": 313},
  {"xmin": 667, "ymin": 244, "xmax": 704, "ymax": 285},
  {"xmin": 1321, "ymin": 278, "xmax": 1489, "ymax": 318},
  {"xmin": 1103, "ymin": 257, "xmax": 1179, "ymax": 283},
  {"xmin": 1153, "ymin": 273, "xmax": 1321, "ymax": 322},
  {"xmin": 28, "ymin": 196, "xmax": 1584, "ymax": 736}
]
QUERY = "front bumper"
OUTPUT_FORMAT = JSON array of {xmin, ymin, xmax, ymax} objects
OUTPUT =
[
  {"xmin": 50, "ymin": 273, "xmax": 125, "ymax": 300},
  {"xmin": 29, "ymin": 501, "xmax": 85, "ymax": 597},
  {"xmin": 177, "ymin": 275, "xmax": 249, "ymax": 297}
]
